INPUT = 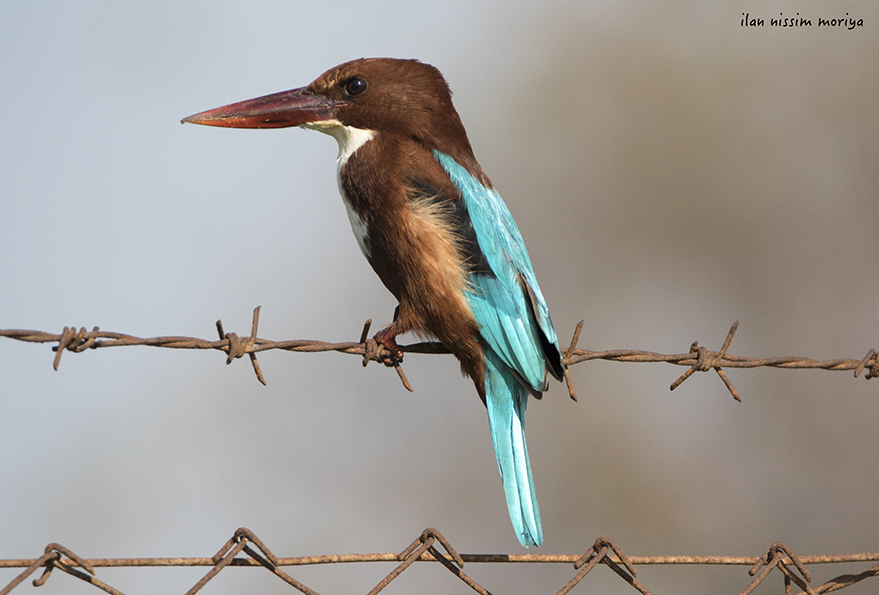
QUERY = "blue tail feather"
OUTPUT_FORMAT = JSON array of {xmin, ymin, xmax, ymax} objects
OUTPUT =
[
  {"xmin": 484, "ymin": 348, "xmax": 543, "ymax": 547},
  {"xmin": 432, "ymin": 150, "xmax": 560, "ymax": 546}
]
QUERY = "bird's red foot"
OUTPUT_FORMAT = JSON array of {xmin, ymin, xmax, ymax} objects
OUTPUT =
[{"xmin": 373, "ymin": 327, "xmax": 404, "ymax": 367}]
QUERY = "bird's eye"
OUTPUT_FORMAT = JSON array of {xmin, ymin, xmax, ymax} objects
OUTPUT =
[{"xmin": 345, "ymin": 77, "xmax": 368, "ymax": 96}]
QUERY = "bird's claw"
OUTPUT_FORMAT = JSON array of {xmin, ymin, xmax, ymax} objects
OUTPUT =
[
  {"xmin": 378, "ymin": 343, "xmax": 404, "ymax": 367},
  {"xmin": 373, "ymin": 328, "xmax": 404, "ymax": 367},
  {"xmin": 380, "ymin": 353, "xmax": 401, "ymax": 367}
]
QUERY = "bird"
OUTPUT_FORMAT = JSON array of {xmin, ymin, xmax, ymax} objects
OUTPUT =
[{"xmin": 182, "ymin": 58, "xmax": 564, "ymax": 547}]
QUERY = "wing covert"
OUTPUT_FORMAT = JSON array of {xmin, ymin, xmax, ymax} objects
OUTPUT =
[{"xmin": 432, "ymin": 150, "xmax": 563, "ymax": 391}]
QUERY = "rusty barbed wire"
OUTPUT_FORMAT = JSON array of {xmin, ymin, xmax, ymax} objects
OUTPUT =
[
  {"xmin": 1, "ymin": 308, "xmax": 877, "ymax": 402},
  {"xmin": 2, "ymin": 528, "xmax": 878, "ymax": 595},
  {"xmin": 3, "ymin": 316, "xmax": 876, "ymax": 593}
]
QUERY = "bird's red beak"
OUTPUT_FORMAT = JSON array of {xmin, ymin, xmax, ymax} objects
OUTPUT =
[{"xmin": 181, "ymin": 87, "xmax": 337, "ymax": 129}]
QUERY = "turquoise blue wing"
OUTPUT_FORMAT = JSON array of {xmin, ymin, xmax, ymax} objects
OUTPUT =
[
  {"xmin": 433, "ymin": 150, "xmax": 563, "ymax": 547},
  {"xmin": 432, "ymin": 150, "xmax": 562, "ymax": 389}
]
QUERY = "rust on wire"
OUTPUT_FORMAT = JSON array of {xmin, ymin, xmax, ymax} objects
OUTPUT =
[
  {"xmin": 741, "ymin": 542, "xmax": 814, "ymax": 595},
  {"xmin": 669, "ymin": 321, "xmax": 741, "ymax": 401},
  {"xmin": 3, "ymin": 315, "xmax": 879, "ymax": 594},
  {"xmin": 0, "ymin": 543, "xmax": 126, "ymax": 595},
  {"xmin": 2, "ymin": 309, "xmax": 878, "ymax": 402},
  {"xmin": 216, "ymin": 306, "xmax": 266, "ymax": 385},
  {"xmin": 368, "ymin": 528, "xmax": 489, "ymax": 595},
  {"xmin": 562, "ymin": 320, "xmax": 584, "ymax": 402},
  {"xmin": 187, "ymin": 527, "xmax": 318, "ymax": 595},
  {"xmin": 4, "ymin": 529, "xmax": 879, "ymax": 595},
  {"xmin": 558, "ymin": 537, "xmax": 652, "ymax": 595}
]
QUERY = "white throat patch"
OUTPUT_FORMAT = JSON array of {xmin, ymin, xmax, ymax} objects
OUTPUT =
[
  {"xmin": 301, "ymin": 120, "xmax": 375, "ymax": 258},
  {"xmin": 301, "ymin": 119, "xmax": 375, "ymax": 165}
]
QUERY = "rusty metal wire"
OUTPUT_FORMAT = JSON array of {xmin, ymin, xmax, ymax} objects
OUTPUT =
[
  {"xmin": 2, "ymin": 528, "xmax": 878, "ymax": 595},
  {"xmin": 4, "ymin": 312, "xmax": 877, "ymax": 594},
  {"xmin": 1, "ymin": 313, "xmax": 877, "ymax": 588},
  {"xmin": 2, "ymin": 308, "xmax": 877, "ymax": 402}
]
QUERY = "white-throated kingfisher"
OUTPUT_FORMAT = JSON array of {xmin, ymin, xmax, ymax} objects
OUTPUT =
[{"xmin": 183, "ymin": 58, "xmax": 564, "ymax": 547}]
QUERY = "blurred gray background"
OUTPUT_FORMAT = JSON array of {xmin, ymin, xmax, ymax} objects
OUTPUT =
[{"xmin": 2, "ymin": 1, "xmax": 877, "ymax": 593}]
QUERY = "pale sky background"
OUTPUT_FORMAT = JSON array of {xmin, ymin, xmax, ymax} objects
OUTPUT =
[{"xmin": 2, "ymin": 1, "xmax": 878, "ymax": 594}]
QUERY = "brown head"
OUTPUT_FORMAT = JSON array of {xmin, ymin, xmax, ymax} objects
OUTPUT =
[{"xmin": 182, "ymin": 57, "xmax": 481, "ymax": 174}]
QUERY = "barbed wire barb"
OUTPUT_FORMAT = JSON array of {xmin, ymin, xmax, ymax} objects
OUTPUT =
[
  {"xmin": 562, "ymin": 320, "xmax": 584, "ymax": 402},
  {"xmin": 2, "ymin": 309, "xmax": 878, "ymax": 403},
  {"xmin": 855, "ymin": 348, "xmax": 877, "ymax": 379},
  {"xmin": 216, "ymin": 306, "xmax": 266, "ymax": 385},
  {"xmin": 358, "ymin": 318, "xmax": 414, "ymax": 392},
  {"xmin": 669, "ymin": 321, "xmax": 741, "ymax": 401}
]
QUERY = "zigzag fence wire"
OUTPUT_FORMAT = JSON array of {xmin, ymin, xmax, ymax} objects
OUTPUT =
[
  {"xmin": 2, "ymin": 307, "xmax": 878, "ymax": 594},
  {"xmin": 1, "ymin": 528, "xmax": 879, "ymax": 595}
]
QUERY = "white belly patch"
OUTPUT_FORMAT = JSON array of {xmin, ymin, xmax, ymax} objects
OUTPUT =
[{"xmin": 341, "ymin": 191, "xmax": 370, "ymax": 258}]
